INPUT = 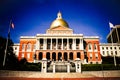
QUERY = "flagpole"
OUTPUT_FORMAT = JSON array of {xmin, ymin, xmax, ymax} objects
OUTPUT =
[
  {"xmin": 115, "ymin": 27, "xmax": 119, "ymax": 43},
  {"xmin": 109, "ymin": 25, "xmax": 116, "ymax": 67},
  {"xmin": 3, "ymin": 20, "xmax": 12, "ymax": 67}
]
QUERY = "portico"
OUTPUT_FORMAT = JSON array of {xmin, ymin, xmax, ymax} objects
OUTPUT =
[{"xmin": 35, "ymin": 34, "xmax": 84, "ymax": 61}]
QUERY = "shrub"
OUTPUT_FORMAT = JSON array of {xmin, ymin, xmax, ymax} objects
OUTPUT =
[
  {"xmin": 18, "ymin": 62, "xmax": 41, "ymax": 71},
  {"xmin": 82, "ymin": 64, "xmax": 120, "ymax": 71}
]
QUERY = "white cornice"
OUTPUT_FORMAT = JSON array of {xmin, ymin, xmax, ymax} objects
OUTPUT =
[
  {"xmin": 83, "ymin": 36, "xmax": 99, "ymax": 39},
  {"xmin": 36, "ymin": 34, "xmax": 83, "ymax": 37},
  {"xmin": 20, "ymin": 36, "xmax": 35, "ymax": 39},
  {"xmin": 100, "ymin": 43, "xmax": 120, "ymax": 46}
]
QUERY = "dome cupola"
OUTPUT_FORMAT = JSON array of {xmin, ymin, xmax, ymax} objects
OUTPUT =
[{"xmin": 50, "ymin": 11, "xmax": 69, "ymax": 29}]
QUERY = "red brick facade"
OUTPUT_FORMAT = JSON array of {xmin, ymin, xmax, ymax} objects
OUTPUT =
[
  {"xmin": 18, "ymin": 38, "xmax": 101, "ymax": 64},
  {"xmin": 18, "ymin": 38, "xmax": 36, "ymax": 62}
]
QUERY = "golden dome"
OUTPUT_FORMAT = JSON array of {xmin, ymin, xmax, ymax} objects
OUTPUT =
[{"xmin": 50, "ymin": 12, "xmax": 69, "ymax": 29}]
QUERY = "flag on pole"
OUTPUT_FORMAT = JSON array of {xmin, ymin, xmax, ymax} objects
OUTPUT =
[
  {"xmin": 109, "ymin": 22, "xmax": 114, "ymax": 28},
  {"xmin": 11, "ymin": 22, "xmax": 14, "ymax": 29}
]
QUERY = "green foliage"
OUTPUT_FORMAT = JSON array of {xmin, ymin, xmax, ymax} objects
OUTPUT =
[
  {"xmin": 102, "ymin": 64, "xmax": 120, "ymax": 70},
  {"xmin": 18, "ymin": 61, "xmax": 42, "ymax": 71},
  {"xmin": 82, "ymin": 64, "xmax": 120, "ymax": 71},
  {"xmin": 102, "ymin": 56, "xmax": 120, "ymax": 64},
  {"xmin": 82, "ymin": 64, "xmax": 102, "ymax": 71},
  {"xmin": 0, "ymin": 36, "xmax": 19, "ymax": 70}
]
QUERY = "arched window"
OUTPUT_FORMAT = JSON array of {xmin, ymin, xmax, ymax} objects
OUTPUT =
[
  {"xmin": 22, "ymin": 44, "xmax": 25, "ymax": 51},
  {"xmin": 46, "ymin": 52, "xmax": 50, "ymax": 60},
  {"xmin": 52, "ymin": 52, "xmax": 56, "ymax": 61},
  {"xmin": 58, "ymin": 52, "xmax": 62, "ymax": 61},
  {"xmin": 69, "ymin": 52, "xmax": 73, "ymax": 60},
  {"xmin": 94, "ymin": 44, "xmax": 97, "ymax": 50},
  {"xmin": 64, "ymin": 52, "xmax": 68, "ymax": 61},
  {"xmin": 27, "ymin": 43, "xmax": 31, "ymax": 49},
  {"xmin": 88, "ymin": 43, "xmax": 92, "ymax": 50},
  {"xmin": 22, "ymin": 44, "xmax": 25, "ymax": 49}
]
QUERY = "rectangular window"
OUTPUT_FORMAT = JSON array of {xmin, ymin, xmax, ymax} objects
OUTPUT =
[
  {"xmin": 22, "ymin": 53, "xmax": 24, "ymax": 58},
  {"xmin": 90, "ymin": 62, "xmax": 92, "ymax": 64},
  {"xmin": 27, "ymin": 43, "xmax": 31, "ymax": 49},
  {"xmin": 27, "ymin": 53, "xmax": 30, "ymax": 59},
  {"xmin": 111, "ymin": 51, "xmax": 113, "ymax": 55},
  {"xmin": 22, "ymin": 44, "xmax": 25, "ymax": 50},
  {"xmin": 103, "ymin": 51, "xmax": 105, "ymax": 55},
  {"xmin": 114, "ymin": 47, "xmax": 116, "ymax": 49},
  {"xmin": 107, "ymin": 51, "xmax": 109, "ymax": 55},
  {"xmin": 15, "ymin": 47, "xmax": 17, "ymax": 50},
  {"xmin": 96, "ymin": 57, "xmax": 98, "ymax": 59},
  {"xmin": 94, "ymin": 44, "xmax": 97, "ymax": 50},
  {"xmin": 115, "ymin": 51, "xmax": 117, "ymax": 55},
  {"xmin": 89, "ymin": 44, "xmax": 92, "ymax": 50},
  {"xmin": 110, "ymin": 47, "xmax": 112, "ymax": 50},
  {"xmin": 102, "ymin": 47, "xmax": 104, "ymax": 50},
  {"xmin": 90, "ymin": 57, "xmax": 92, "ymax": 59}
]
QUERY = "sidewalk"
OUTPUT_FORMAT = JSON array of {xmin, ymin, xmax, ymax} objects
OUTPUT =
[{"xmin": 0, "ymin": 70, "xmax": 120, "ymax": 78}]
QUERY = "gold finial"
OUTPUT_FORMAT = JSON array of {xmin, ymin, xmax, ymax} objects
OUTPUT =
[{"xmin": 57, "ymin": 11, "xmax": 62, "ymax": 19}]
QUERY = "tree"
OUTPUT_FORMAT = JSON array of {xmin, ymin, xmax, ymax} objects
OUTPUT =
[{"xmin": 0, "ymin": 36, "xmax": 19, "ymax": 70}]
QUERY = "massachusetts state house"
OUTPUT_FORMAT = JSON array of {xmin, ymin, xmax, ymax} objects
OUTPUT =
[{"xmin": 17, "ymin": 12, "xmax": 102, "ymax": 64}]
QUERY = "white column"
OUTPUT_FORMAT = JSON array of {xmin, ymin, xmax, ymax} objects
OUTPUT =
[
  {"xmin": 53, "ymin": 63, "xmax": 55, "ymax": 73},
  {"xmin": 67, "ymin": 63, "xmax": 70, "ymax": 73},
  {"xmin": 72, "ymin": 38, "xmax": 76, "ymax": 50},
  {"xmin": 80, "ymin": 39, "xmax": 83, "ymax": 50},
  {"xmin": 74, "ymin": 38, "xmax": 76, "ymax": 50},
  {"xmin": 56, "ymin": 38, "xmax": 58, "ymax": 50},
  {"xmin": 62, "ymin": 38, "xmax": 63, "ymax": 50},
  {"xmin": 39, "ymin": 39, "xmax": 41, "ymax": 49},
  {"xmin": 67, "ymin": 38, "xmax": 69, "ymax": 50},
  {"xmin": 36, "ymin": 39, "xmax": 40, "ymax": 50},
  {"xmin": 51, "ymin": 38, "xmax": 52, "ymax": 50},
  {"xmin": 72, "ymin": 38, "xmax": 74, "ymax": 50},
  {"xmin": 79, "ymin": 39, "xmax": 81, "ymax": 50},
  {"xmin": 43, "ymin": 38, "xmax": 46, "ymax": 50}
]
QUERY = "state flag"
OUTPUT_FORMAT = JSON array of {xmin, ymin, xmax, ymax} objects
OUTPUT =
[
  {"xmin": 11, "ymin": 22, "xmax": 14, "ymax": 29},
  {"xmin": 109, "ymin": 22, "xmax": 114, "ymax": 28}
]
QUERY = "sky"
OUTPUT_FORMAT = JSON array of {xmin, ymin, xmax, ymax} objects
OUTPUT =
[{"xmin": 0, "ymin": 0, "xmax": 120, "ymax": 43}]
